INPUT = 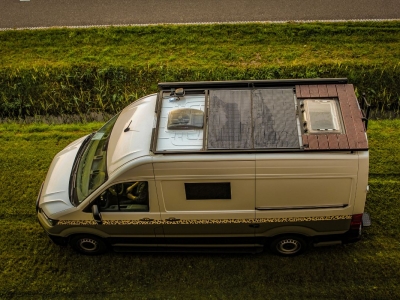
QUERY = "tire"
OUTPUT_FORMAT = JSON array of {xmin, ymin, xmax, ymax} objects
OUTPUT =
[
  {"xmin": 270, "ymin": 235, "xmax": 308, "ymax": 256},
  {"xmin": 69, "ymin": 234, "xmax": 108, "ymax": 255}
]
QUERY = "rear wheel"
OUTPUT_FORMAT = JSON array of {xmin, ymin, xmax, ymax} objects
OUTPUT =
[
  {"xmin": 69, "ymin": 235, "xmax": 108, "ymax": 255},
  {"xmin": 270, "ymin": 235, "xmax": 308, "ymax": 256}
]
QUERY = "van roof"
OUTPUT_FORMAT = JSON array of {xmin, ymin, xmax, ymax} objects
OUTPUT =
[{"xmin": 151, "ymin": 79, "xmax": 368, "ymax": 153}]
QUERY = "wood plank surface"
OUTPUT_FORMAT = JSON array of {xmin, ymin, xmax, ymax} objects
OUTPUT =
[
  {"xmin": 327, "ymin": 85, "xmax": 338, "ymax": 97},
  {"xmin": 317, "ymin": 85, "xmax": 329, "ymax": 97},
  {"xmin": 309, "ymin": 85, "xmax": 320, "ymax": 98},
  {"xmin": 327, "ymin": 134, "xmax": 339, "ymax": 149},
  {"xmin": 307, "ymin": 135, "xmax": 319, "ymax": 150},
  {"xmin": 295, "ymin": 85, "xmax": 302, "ymax": 98},
  {"xmin": 338, "ymin": 134, "xmax": 350, "ymax": 149},
  {"xmin": 317, "ymin": 134, "xmax": 329, "ymax": 149},
  {"xmin": 300, "ymin": 85, "xmax": 311, "ymax": 98},
  {"xmin": 300, "ymin": 83, "xmax": 368, "ymax": 151}
]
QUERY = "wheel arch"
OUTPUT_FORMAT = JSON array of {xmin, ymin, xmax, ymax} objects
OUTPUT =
[
  {"xmin": 260, "ymin": 225, "xmax": 317, "ymax": 239},
  {"xmin": 58, "ymin": 226, "xmax": 110, "ymax": 240}
]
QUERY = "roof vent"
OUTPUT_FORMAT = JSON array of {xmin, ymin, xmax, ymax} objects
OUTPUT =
[
  {"xmin": 169, "ymin": 88, "xmax": 185, "ymax": 102},
  {"xmin": 167, "ymin": 108, "xmax": 204, "ymax": 130},
  {"xmin": 302, "ymin": 99, "xmax": 344, "ymax": 134}
]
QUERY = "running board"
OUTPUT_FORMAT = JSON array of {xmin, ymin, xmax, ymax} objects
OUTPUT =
[
  {"xmin": 113, "ymin": 245, "xmax": 264, "ymax": 254},
  {"xmin": 313, "ymin": 241, "xmax": 342, "ymax": 247}
]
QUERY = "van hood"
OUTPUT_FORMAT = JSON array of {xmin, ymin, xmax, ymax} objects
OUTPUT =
[
  {"xmin": 39, "ymin": 135, "xmax": 88, "ymax": 217},
  {"xmin": 107, "ymin": 94, "xmax": 157, "ymax": 175}
]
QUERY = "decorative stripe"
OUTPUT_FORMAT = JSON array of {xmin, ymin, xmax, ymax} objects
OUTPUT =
[
  {"xmin": 58, "ymin": 220, "xmax": 97, "ymax": 226},
  {"xmin": 58, "ymin": 215, "xmax": 351, "ymax": 226}
]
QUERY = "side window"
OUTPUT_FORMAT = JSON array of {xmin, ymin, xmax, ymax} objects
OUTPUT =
[
  {"xmin": 184, "ymin": 182, "xmax": 231, "ymax": 200},
  {"xmin": 97, "ymin": 181, "xmax": 149, "ymax": 212}
]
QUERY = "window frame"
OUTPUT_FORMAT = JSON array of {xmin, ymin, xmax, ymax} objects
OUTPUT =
[
  {"xmin": 97, "ymin": 181, "xmax": 150, "ymax": 212},
  {"xmin": 184, "ymin": 182, "xmax": 232, "ymax": 200},
  {"xmin": 301, "ymin": 98, "xmax": 345, "ymax": 134}
]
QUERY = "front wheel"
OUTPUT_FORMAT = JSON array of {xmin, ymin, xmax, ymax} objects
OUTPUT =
[
  {"xmin": 270, "ymin": 235, "xmax": 308, "ymax": 256},
  {"xmin": 69, "ymin": 234, "xmax": 108, "ymax": 255}
]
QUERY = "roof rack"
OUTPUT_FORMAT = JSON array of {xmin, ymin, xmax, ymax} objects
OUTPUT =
[{"xmin": 158, "ymin": 78, "xmax": 348, "ymax": 90}]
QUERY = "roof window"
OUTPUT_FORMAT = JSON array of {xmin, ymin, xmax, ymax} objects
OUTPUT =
[
  {"xmin": 302, "ymin": 99, "xmax": 344, "ymax": 134},
  {"xmin": 167, "ymin": 108, "xmax": 204, "ymax": 130}
]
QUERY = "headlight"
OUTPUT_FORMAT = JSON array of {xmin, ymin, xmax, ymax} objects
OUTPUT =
[{"xmin": 40, "ymin": 210, "xmax": 59, "ymax": 226}]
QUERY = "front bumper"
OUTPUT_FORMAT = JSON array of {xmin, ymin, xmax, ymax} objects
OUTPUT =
[{"xmin": 47, "ymin": 234, "xmax": 68, "ymax": 246}]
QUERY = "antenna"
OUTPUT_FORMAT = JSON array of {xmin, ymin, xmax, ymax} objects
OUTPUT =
[{"xmin": 124, "ymin": 120, "xmax": 132, "ymax": 132}]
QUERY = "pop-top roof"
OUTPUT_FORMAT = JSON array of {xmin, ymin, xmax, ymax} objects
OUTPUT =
[{"xmin": 152, "ymin": 79, "xmax": 368, "ymax": 153}]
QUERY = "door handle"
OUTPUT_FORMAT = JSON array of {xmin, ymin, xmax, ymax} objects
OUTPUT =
[
  {"xmin": 249, "ymin": 224, "xmax": 260, "ymax": 228},
  {"xmin": 165, "ymin": 217, "xmax": 180, "ymax": 222},
  {"xmin": 139, "ymin": 218, "xmax": 154, "ymax": 222}
]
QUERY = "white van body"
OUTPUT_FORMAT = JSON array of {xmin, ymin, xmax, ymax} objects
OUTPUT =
[{"xmin": 37, "ymin": 79, "xmax": 370, "ymax": 256}]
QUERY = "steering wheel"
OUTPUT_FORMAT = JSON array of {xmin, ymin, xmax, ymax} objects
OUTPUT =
[{"xmin": 98, "ymin": 190, "xmax": 110, "ymax": 209}]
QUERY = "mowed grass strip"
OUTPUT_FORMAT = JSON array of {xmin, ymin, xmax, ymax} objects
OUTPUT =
[
  {"xmin": 0, "ymin": 120, "xmax": 399, "ymax": 299},
  {"xmin": 1, "ymin": 22, "xmax": 399, "ymax": 68}
]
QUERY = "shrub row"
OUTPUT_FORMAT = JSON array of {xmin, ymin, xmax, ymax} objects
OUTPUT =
[{"xmin": 0, "ymin": 63, "xmax": 399, "ymax": 118}]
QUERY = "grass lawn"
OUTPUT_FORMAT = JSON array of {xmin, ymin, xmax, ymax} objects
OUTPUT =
[
  {"xmin": 1, "ymin": 22, "xmax": 399, "ymax": 69},
  {"xmin": 0, "ymin": 120, "xmax": 399, "ymax": 299},
  {"xmin": 1, "ymin": 21, "xmax": 400, "ymax": 118}
]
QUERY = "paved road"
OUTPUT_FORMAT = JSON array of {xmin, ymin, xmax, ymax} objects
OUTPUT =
[{"xmin": 1, "ymin": 0, "xmax": 399, "ymax": 29}]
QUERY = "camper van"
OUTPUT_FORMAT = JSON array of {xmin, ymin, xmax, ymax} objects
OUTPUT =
[{"xmin": 36, "ymin": 79, "xmax": 371, "ymax": 256}]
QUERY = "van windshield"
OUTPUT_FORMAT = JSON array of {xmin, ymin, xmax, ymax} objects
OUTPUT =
[{"xmin": 71, "ymin": 113, "xmax": 119, "ymax": 205}]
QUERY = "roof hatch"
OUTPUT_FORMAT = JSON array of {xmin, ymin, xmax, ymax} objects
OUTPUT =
[{"xmin": 167, "ymin": 108, "xmax": 204, "ymax": 130}]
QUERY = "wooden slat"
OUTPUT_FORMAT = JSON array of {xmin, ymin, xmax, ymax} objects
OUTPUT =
[
  {"xmin": 300, "ymin": 85, "xmax": 311, "ymax": 98},
  {"xmin": 346, "ymin": 132, "xmax": 358, "ymax": 149},
  {"xmin": 357, "ymin": 137, "xmax": 369, "ymax": 149},
  {"xmin": 327, "ymin": 134, "xmax": 340, "ymax": 149},
  {"xmin": 343, "ymin": 119, "xmax": 357, "ymax": 147},
  {"xmin": 302, "ymin": 135, "xmax": 309, "ymax": 148},
  {"xmin": 344, "ymin": 84, "xmax": 368, "ymax": 150},
  {"xmin": 307, "ymin": 135, "xmax": 319, "ymax": 150},
  {"xmin": 354, "ymin": 120, "xmax": 365, "ymax": 135},
  {"xmin": 327, "ymin": 85, "xmax": 338, "ymax": 97},
  {"xmin": 318, "ymin": 85, "xmax": 329, "ymax": 97},
  {"xmin": 317, "ymin": 135, "xmax": 329, "ymax": 149},
  {"xmin": 336, "ymin": 84, "xmax": 347, "ymax": 99},
  {"xmin": 338, "ymin": 134, "xmax": 349, "ymax": 149},
  {"xmin": 295, "ymin": 85, "xmax": 302, "ymax": 98},
  {"xmin": 309, "ymin": 85, "xmax": 320, "ymax": 98},
  {"xmin": 337, "ymin": 84, "xmax": 358, "ymax": 150}
]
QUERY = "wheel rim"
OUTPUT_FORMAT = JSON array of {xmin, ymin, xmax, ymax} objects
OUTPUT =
[
  {"xmin": 276, "ymin": 238, "xmax": 301, "ymax": 255},
  {"xmin": 79, "ymin": 238, "xmax": 98, "ymax": 252}
]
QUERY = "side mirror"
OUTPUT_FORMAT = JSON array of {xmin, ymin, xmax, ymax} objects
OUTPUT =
[{"xmin": 92, "ymin": 204, "xmax": 103, "ymax": 225}]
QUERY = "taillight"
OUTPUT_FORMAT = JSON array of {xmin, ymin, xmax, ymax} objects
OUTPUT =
[{"xmin": 350, "ymin": 214, "xmax": 363, "ymax": 230}]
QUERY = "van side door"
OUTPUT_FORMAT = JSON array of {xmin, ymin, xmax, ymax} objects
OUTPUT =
[{"xmin": 153, "ymin": 157, "xmax": 258, "ymax": 249}]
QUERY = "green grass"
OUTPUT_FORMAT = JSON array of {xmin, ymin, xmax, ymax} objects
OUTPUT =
[
  {"xmin": 0, "ymin": 120, "xmax": 399, "ymax": 299},
  {"xmin": 1, "ymin": 22, "xmax": 400, "ymax": 118},
  {"xmin": 1, "ymin": 22, "xmax": 399, "ymax": 69}
]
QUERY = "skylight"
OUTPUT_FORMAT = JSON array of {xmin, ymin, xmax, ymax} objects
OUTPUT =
[{"xmin": 303, "ymin": 99, "xmax": 343, "ymax": 134}]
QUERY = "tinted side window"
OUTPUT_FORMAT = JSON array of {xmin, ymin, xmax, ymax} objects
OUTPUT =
[
  {"xmin": 185, "ymin": 182, "xmax": 231, "ymax": 200},
  {"xmin": 98, "ymin": 181, "xmax": 149, "ymax": 212}
]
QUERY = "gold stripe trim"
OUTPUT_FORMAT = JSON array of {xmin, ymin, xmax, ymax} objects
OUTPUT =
[{"xmin": 58, "ymin": 215, "xmax": 352, "ymax": 226}]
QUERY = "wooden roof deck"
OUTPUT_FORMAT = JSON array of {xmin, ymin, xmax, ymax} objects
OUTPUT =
[{"xmin": 296, "ymin": 84, "xmax": 368, "ymax": 151}]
